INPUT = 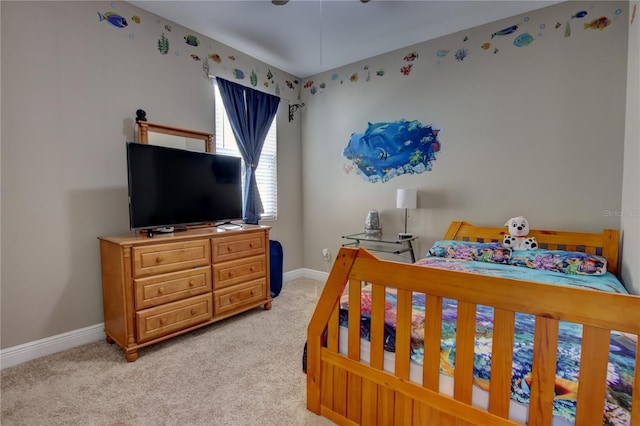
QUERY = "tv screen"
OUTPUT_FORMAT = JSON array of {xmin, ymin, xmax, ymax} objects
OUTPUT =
[{"xmin": 126, "ymin": 142, "xmax": 243, "ymax": 230}]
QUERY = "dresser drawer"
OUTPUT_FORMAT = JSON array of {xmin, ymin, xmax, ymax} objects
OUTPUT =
[
  {"xmin": 136, "ymin": 293, "xmax": 213, "ymax": 343},
  {"xmin": 214, "ymin": 278, "xmax": 266, "ymax": 315},
  {"xmin": 212, "ymin": 232, "xmax": 266, "ymax": 263},
  {"xmin": 134, "ymin": 267, "xmax": 212, "ymax": 310},
  {"xmin": 132, "ymin": 239, "xmax": 210, "ymax": 277},
  {"xmin": 213, "ymin": 255, "xmax": 266, "ymax": 290}
]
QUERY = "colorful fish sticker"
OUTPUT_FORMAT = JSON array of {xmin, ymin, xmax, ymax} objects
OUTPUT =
[
  {"xmin": 454, "ymin": 48, "xmax": 468, "ymax": 61},
  {"xmin": 157, "ymin": 33, "xmax": 169, "ymax": 55},
  {"xmin": 184, "ymin": 35, "xmax": 200, "ymax": 46},
  {"xmin": 98, "ymin": 12, "xmax": 128, "ymax": 28},
  {"xmin": 285, "ymin": 80, "xmax": 294, "ymax": 90},
  {"xmin": 565, "ymin": 20, "xmax": 571, "ymax": 37},
  {"xmin": 250, "ymin": 70, "xmax": 257, "ymax": 87},
  {"xmin": 228, "ymin": 55, "xmax": 236, "ymax": 61},
  {"xmin": 403, "ymin": 51, "xmax": 418, "ymax": 62},
  {"xmin": 571, "ymin": 11, "xmax": 587, "ymax": 19},
  {"xmin": 376, "ymin": 69, "xmax": 385, "ymax": 76},
  {"xmin": 232, "ymin": 69, "xmax": 244, "ymax": 79},
  {"xmin": 491, "ymin": 24, "xmax": 518, "ymax": 38},
  {"xmin": 304, "ymin": 80, "xmax": 313, "ymax": 88},
  {"xmin": 350, "ymin": 73, "xmax": 359, "ymax": 82},
  {"xmin": 555, "ymin": 22, "xmax": 562, "ymax": 29},
  {"xmin": 190, "ymin": 54, "xmax": 201, "ymax": 61},
  {"xmin": 164, "ymin": 24, "xmax": 172, "ymax": 32},
  {"xmin": 400, "ymin": 64, "xmax": 413, "ymax": 75},
  {"xmin": 584, "ymin": 16, "xmax": 611, "ymax": 30},
  {"xmin": 209, "ymin": 53, "xmax": 222, "ymax": 63},
  {"xmin": 436, "ymin": 50, "xmax": 449, "ymax": 57},
  {"xmin": 513, "ymin": 33, "xmax": 534, "ymax": 47},
  {"xmin": 131, "ymin": 15, "xmax": 141, "ymax": 24},
  {"xmin": 481, "ymin": 42, "xmax": 491, "ymax": 50}
]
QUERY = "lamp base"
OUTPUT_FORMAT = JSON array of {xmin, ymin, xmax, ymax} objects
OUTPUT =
[{"xmin": 398, "ymin": 232, "xmax": 413, "ymax": 239}]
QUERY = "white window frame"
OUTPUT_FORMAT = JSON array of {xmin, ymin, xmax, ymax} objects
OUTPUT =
[{"xmin": 213, "ymin": 82, "xmax": 278, "ymax": 221}]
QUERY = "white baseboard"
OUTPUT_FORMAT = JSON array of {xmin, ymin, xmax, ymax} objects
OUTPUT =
[
  {"xmin": 1, "ymin": 268, "xmax": 327, "ymax": 370},
  {"xmin": 0, "ymin": 323, "xmax": 105, "ymax": 370}
]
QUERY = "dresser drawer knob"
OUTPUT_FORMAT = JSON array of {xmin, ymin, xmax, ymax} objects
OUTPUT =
[
  {"xmin": 251, "ymin": 290, "xmax": 255, "ymax": 296},
  {"xmin": 227, "ymin": 246, "xmax": 232, "ymax": 252},
  {"xmin": 189, "ymin": 280, "xmax": 195, "ymax": 287},
  {"xmin": 155, "ymin": 256, "xmax": 163, "ymax": 263},
  {"xmin": 249, "ymin": 266, "xmax": 255, "ymax": 272},
  {"xmin": 158, "ymin": 287, "xmax": 165, "ymax": 294},
  {"xmin": 249, "ymin": 242, "xmax": 254, "ymax": 248},
  {"xmin": 160, "ymin": 317, "xmax": 167, "ymax": 325},
  {"xmin": 229, "ymin": 271, "xmax": 235, "ymax": 277},
  {"xmin": 191, "ymin": 308, "xmax": 197, "ymax": 315},
  {"xmin": 229, "ymin": 297, "xmax": 235, "ymax": 303}
]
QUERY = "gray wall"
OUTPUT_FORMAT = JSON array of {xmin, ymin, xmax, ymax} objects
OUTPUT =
[
  {"xmin": 0, "ymin": 1, "xmax": 304, "ymax": 349},
  {"xmin": 300, "ymin": 1, "xmax": 635, "ymax": 289}
]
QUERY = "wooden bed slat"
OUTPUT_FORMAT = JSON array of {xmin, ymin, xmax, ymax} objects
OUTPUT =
[
  {"xmin": 394, "ymin": 288, "xmax": 412, "ymax": 380},
  {"xmin": 347, "ymin": 280, "xmax": 362, "ymax": 361},
  {"xmin": 423, "ymin": 295, "xmax": 443, "ymax": 391},
  {"xmin": 489, "ymin": 308, "xmax": 516, "ymax": 419},
  {"xmin": 378, "ymin": 386, "xmax": 394, "ymax": 425},
  {"xmin": 528, "ymin": 316, "xmax": 559, "ymax": 426},
  {"xmin": 370, "ymin": 283, "xmax": 385, "ymax": 370},
  {"xmin": 346, "ymin": 372, "xmax": 362, "ymax": 423},
  {"xmin": 454, "ymin": 301, "xmax": 477, "ymax": 404},
  {"xmin": 361, "ymin": 378, "xmax": 378, "ymax": 425},
  {"xmin": 574, "ymin": 325, "xmax": 609, "ymax": 425}
]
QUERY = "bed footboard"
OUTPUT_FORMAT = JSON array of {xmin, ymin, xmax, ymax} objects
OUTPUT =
[{"xmin": 306, "ymin": 247, "xmax": 640, "ymax": 426}]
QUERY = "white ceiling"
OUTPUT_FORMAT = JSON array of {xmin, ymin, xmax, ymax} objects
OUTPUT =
[{"xmin": 129, "ymin": 0, "xmax": 561, "ymax": 78}]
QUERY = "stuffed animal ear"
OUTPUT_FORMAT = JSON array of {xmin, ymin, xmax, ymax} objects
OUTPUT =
[{"xmin": 504, "ymin": 219, "xmax": 512, "ymax": 227}]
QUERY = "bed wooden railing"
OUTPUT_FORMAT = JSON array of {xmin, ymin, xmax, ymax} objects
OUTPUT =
[{"xmin": 307, "ymin": 240, "xmax": 639, "ymax": 425}]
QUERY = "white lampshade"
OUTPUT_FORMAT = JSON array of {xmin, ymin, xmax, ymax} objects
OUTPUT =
[{"xmin": 396, "ymin": 189, "xmax": 417, "ymax": 210}]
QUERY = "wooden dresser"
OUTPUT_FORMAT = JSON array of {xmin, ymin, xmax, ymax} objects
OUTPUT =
[{"xmin": 98, "ymin": 225, "xmax": 271, "ymax": 361}]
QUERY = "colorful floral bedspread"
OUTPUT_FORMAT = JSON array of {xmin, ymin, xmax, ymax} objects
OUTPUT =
[{"xmin": 338, "ymin": 257, "xmax": 635, "ymax": 425}]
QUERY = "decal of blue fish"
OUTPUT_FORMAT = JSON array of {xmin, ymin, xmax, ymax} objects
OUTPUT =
[
  {"xmin": 571, "ymin": 10, "xmax": 587, "ymax": 19},
  {"xmin": 436, "ymin": 50, "xmax": 449, "ymax": 57},
  {"xmin": 513, "ymin": 33, "xmax": 534, "ymax": 47},
  {"xmin": 98, "ymin": 11, "xmax": 128, "ymax": 28},
  {"xmin": 491, "ymin": 24, "xmax": 518, "ymax": 38},
  {"xmin": 343, "ymin": 119, "xmax": 442, "ymax": 182}
]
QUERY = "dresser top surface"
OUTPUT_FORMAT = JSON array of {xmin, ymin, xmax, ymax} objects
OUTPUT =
[{"xmin": 98, "ymin": 224, "xmax": 270, "ymax": 246}]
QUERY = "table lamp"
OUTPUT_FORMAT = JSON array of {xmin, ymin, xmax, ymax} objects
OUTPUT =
[{"xmin": 396, "ymin": 189, "xmax": 417, "ymax": 239}]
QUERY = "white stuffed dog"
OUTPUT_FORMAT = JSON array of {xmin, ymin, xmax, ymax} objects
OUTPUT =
[{"xmin": 503, "ymin": 216, "xmax": 538, "ymax": 250}]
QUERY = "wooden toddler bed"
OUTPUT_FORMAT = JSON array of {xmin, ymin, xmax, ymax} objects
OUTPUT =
[{"xmin": 306, "ymin": 221, "xmax": 640, "ymax": 425}]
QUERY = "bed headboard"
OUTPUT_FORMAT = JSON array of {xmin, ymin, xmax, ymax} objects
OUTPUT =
[{"xmin": 442, "ymin": 221, "xmax": 620, "ymax": 276}]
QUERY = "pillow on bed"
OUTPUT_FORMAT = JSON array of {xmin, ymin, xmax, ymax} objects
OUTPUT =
[
  {"xmin": 508, "ymin": 250, "xmax": 607, "ymax": 275},
  {"xmin": 427, "ymin": 240, "xmax": 511, "ymax": 264}
]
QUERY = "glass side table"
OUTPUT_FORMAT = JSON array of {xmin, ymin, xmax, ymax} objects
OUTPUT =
[{"xmin": 341, "ymin": 232, "xmax": 418, "ymax": 263}]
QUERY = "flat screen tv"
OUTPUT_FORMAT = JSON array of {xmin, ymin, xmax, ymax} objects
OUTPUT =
[{"xmin": 126, "ymin": 142, "xmax": 243, "ymax": 231}]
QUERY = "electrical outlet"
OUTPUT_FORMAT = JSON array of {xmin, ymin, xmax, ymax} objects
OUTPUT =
[{"xmin": 322, "ymin": 248, "xmax": 331, "ymax": 261}]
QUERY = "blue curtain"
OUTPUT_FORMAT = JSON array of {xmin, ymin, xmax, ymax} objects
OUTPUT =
[{"xmin": 216, "ymin": 77, "xmax": 280, "ymax": 224}]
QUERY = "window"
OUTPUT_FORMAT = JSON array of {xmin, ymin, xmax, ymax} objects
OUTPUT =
[{"xmin": 213, "ymin": 82, "xmax": 278, "ymax": 220}]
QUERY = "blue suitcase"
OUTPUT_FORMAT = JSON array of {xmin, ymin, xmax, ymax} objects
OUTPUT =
[{"xmin": 270, "ymin": 240, "xmax": 283, "ymax": 297}]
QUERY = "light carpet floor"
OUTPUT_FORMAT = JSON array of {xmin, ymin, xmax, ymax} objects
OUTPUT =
[{"xmin": 1, "ymin": 278, "xmax": 335, "ymax": 426}]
